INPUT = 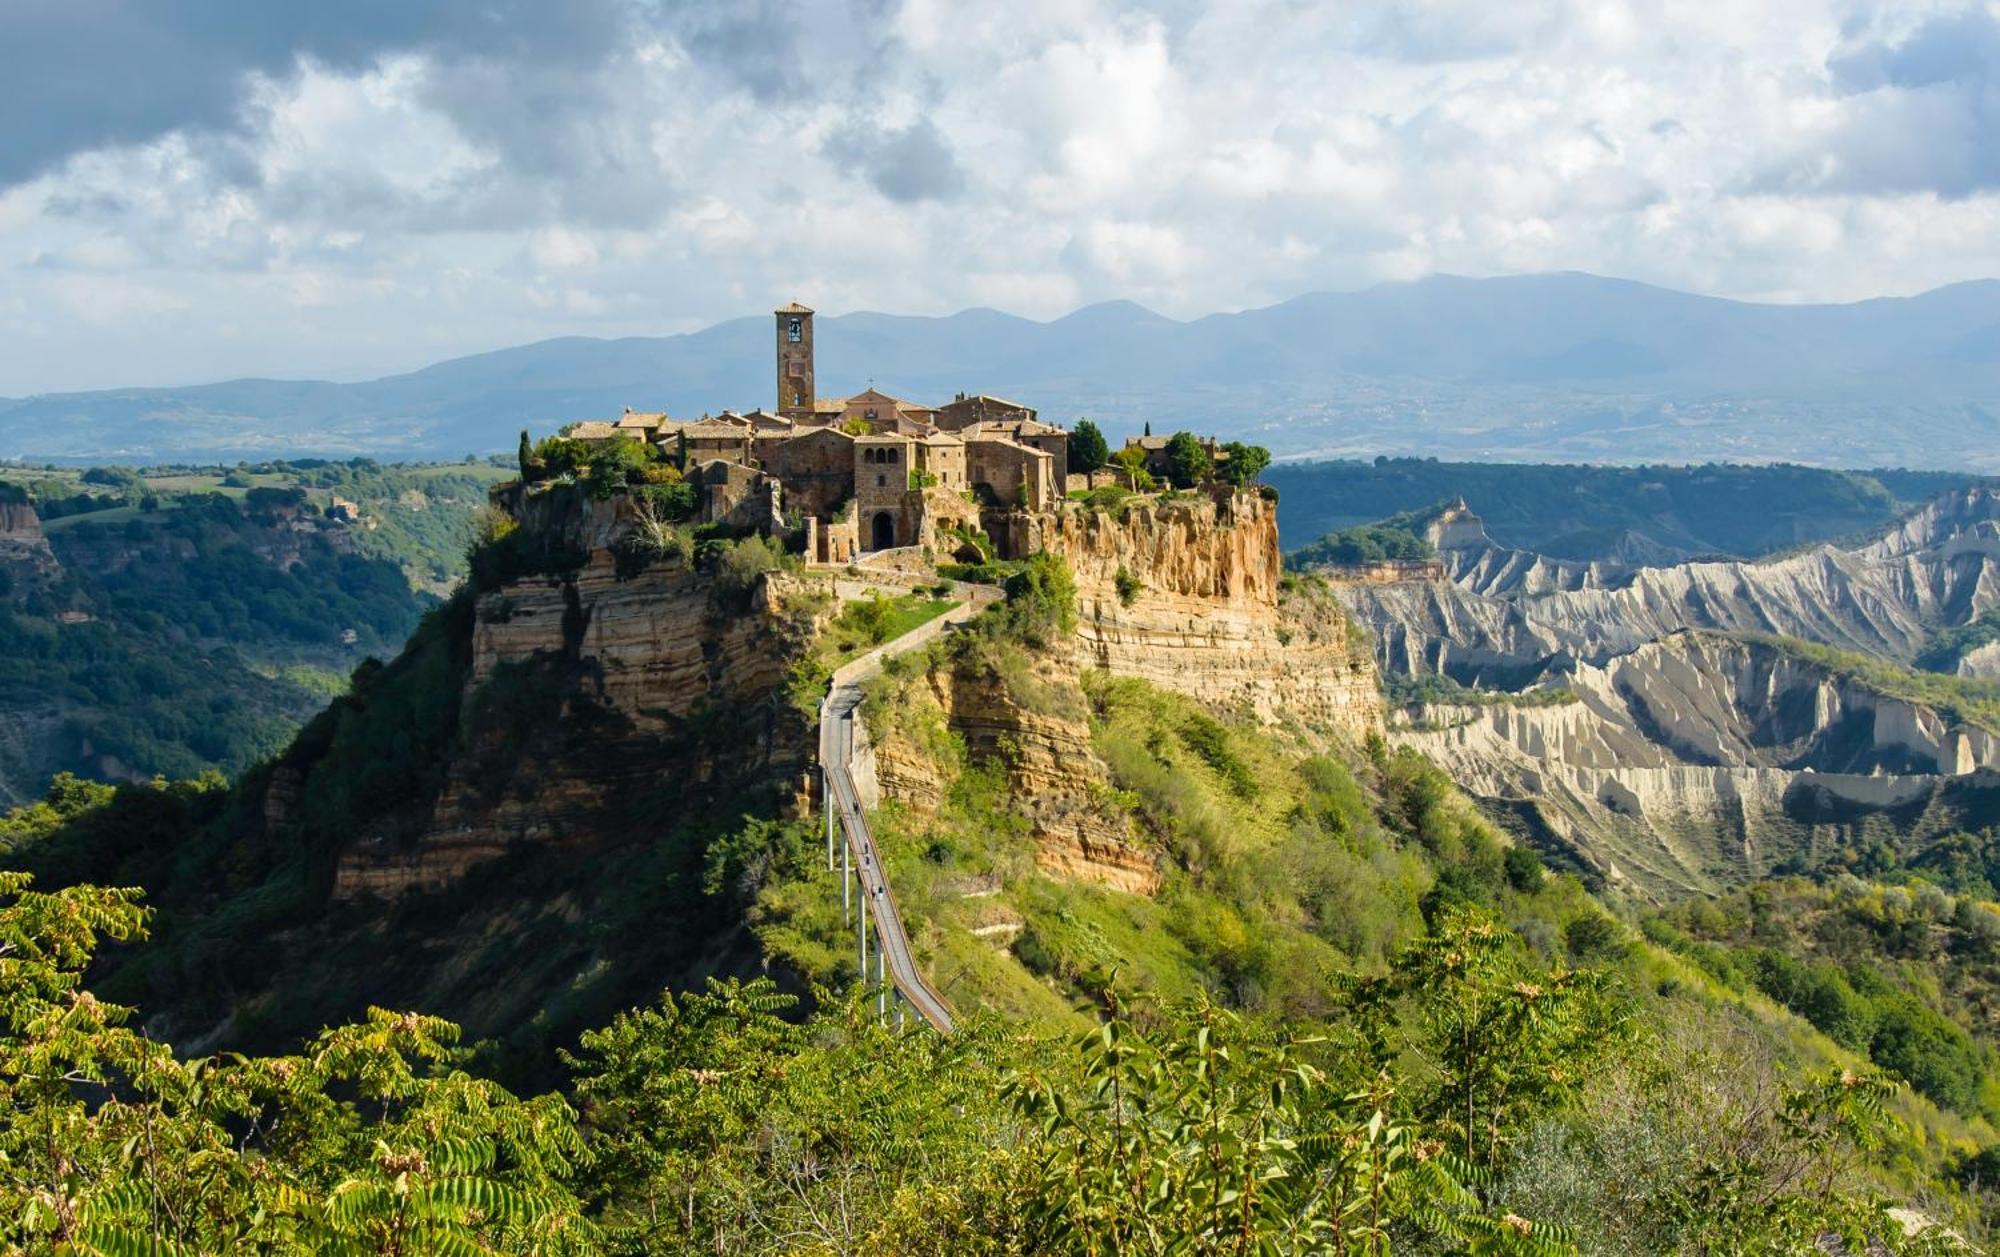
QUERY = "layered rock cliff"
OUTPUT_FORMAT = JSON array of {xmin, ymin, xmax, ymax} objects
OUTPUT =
[
  {"xmin": 332, "ymin": 490, "xmax": 820, "ymax": 898},
  {"xmin": 331, "ymin": 482, "xmax": 1381, "ymax": 901},
  {"xmin": 1036, "ymin": 489, "xmax": 1381, "ymax": 738}
]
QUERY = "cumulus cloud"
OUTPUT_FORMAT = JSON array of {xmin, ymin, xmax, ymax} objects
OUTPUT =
[
  {"xmin": 823, "ymin": 118, "xmax": 967, "ymax": 202},
  {"xmin": 4, "ymin": 0, "xmax": 2000, "ymax": 394},
  {"xmin": 1811, "ymin": 5, "xmax": 2000, "ymax": 196}
]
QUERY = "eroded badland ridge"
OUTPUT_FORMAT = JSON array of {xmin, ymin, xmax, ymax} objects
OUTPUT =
[{"xmin": 1322, "ymin": 490, "xmax": 2000, "ymax": 901}]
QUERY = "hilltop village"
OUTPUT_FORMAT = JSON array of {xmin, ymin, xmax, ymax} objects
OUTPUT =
[{"xmin": 516, "ymin": 303, "xmax": 1264, "ymax": 562}]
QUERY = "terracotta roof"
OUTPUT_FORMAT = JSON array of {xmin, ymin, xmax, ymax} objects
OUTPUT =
[
  {"xmin": 709, "ymin": 411, "xmax": 753, "ymax": 428},
  {"xmin": 565, "ymin": 421, "xmax": 622, "ymax": 441},
  {"xmin": 853, "ymin": 431, "xmax": 913, "ymax": 444},
  {"xmin": 919, "ymin": 431, "xmax": 965, "ymax": 446},
  {"xmin": 776, "ymin": 301, "xmax": 814, "ymax": 315},
  {"xmin": 792, "ymin": 424, "xmax": 856, "ymax": 443},
  {"xmin": 616, "ymin": 411, "xmax": 666, "ymax": 429},
  {"xmin": 684, "ymin": 421, "xmax": 753, "ymax": 439},
  {"xmin": 812, "ymin": 398, "xmax": 846, "ymax": 414},
  {"xmin": 965, "ymin": 433, "xmax": 1049, "ymax": 458}
]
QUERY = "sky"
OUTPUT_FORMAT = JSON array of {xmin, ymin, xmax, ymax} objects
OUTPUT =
[{"xmin": 3, "ymin": 0, "xmax": 2000, "ymax": 395}]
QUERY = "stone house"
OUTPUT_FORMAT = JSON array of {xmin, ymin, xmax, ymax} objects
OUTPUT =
[
  {"xmin": 966, "ymin": 435, "xmax": 1056, "ymax": 511},
  {"xmin": 764, "ymin": 425, "xmax": 856, "ymax": 519},
  {"xmin": 936, "ymin": 393, "xmax": 1037, "ymax": 430},
  {"xmin": 679, "ymin": 420, "xmax": 753, "ymax": 466}
]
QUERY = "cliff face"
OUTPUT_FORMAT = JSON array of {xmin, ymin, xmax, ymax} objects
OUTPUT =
[
  {"xmin": 1394, "ymin": 631, "xmax": 2000, "ymax": 899},
  {"xmin": 333, "ymin": 493, "xmax": 817, "ymax": 899},
  {"xmin": 0, "ymin": 497, "xmax": 59, "ymax": 587},
  {"xmin": 336, "ymin": 483, "xmax": 1380, "ymax": 900},
  {"xmin": 866, "ymin": 650, "xmax": 1161, "ymax": 895},
  {"xmin": 1036, "ymin": 490, "xmax": 1381, "ymax": 738}
]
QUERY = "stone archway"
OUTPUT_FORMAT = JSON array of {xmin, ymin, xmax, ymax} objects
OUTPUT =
[{"xmin": 870, "ymin": 511, "xmax": 896, "ymax": 551}]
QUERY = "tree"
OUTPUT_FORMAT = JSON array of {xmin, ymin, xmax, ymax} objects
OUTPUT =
[
  {"xmin": 1069, "ymin": 419, "xmax": 1111, "ymax": 475},
  {"xmin": 518, "ymin": 430, "xmax": 534, "ymax": 477},
  {"xmin": 1110, "ymin": 446, "xmax": 1156, "ymax": 491},
  {"xmin": 1219, "ymin": 441, "xmax": 1272, "ymax": 487},
  {"xmin": 1006, "ymin": 995, "xmax": 1576, "ymax": 1256},
  {"xmin": 1165, "ymin": 432, "xmax": 1209, "ymax": 489}
]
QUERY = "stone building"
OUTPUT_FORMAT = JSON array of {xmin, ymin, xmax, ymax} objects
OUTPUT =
[
  {"xmin": 549, "ymin": 299, "xmax": 1085, "ymax": 560},
  {"xmin": 936, "ymin": 393, "xmax": 1036, "ymax": 430},
  {"xmin": 776, "ymin": 302, "xmax": 815, "ymax": 419},
  {"xmin": 680, "ymin": 420, "xmax": 752, "ymax": 466}
]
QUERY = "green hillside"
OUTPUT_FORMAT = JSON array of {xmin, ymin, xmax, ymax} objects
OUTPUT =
[{"xmin": 3, "ymin": 558, "xmax": 1993, "ymax": 1249}]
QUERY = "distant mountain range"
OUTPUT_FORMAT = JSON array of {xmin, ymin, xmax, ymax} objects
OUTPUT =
[{"xmin": 8, "ymin": 271, "xmax": 2000, "ymax": 467}]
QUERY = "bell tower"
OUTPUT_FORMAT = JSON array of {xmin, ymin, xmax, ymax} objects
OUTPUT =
[{"xmin": 776, "ymin": 302, "xmax": 814, "ymax": 421}]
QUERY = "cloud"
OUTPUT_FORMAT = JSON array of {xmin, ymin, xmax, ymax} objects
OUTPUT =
[
  {"xmin": 6, "ymin": 0, "xmax": 2000, "ymax": 396},
  {"xmin": 1804, "ymin": 5, "xmax": 2000, "ymax": 196},
  {"xmin": 823, "ymin": 118, "xmax": 967, "ymax": 202},
  {"xmin": 0, "ymin": 0, "xmax": 632, "ymax": 187}
]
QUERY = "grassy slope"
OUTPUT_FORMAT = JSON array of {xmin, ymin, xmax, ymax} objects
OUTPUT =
[{"xmin": 746, "ymin": 619, "xmax": 1993, "ymax": 1197}]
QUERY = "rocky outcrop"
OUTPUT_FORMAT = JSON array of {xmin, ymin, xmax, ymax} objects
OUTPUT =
[
  {"xmin": 868, "ymin": 652, "xmax": 1161, "ymax": 895},
  {"xmin": 0, "ymin": 496, "xmax": 59, "ymax": 587},
  {"xmin": 333, "ymin": 493, "xmax": 818, "ymax": 899},
  {"xmin": 1394, "ymin": 632, "xmax": 2000, "ymax": 899},
  {"xmin": 1036, "ymin": 489, "xmax": 1382, "ymax": 738}
]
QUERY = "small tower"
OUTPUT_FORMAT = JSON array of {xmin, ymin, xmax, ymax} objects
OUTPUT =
[{"xmin": 776, "ymin": 302, "xmax": 815, "ymax": 421}]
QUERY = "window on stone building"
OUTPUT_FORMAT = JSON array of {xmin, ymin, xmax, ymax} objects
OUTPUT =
[
  {"xmin": 877, "ymin": 474, "xmax": 886, "ymax": 487},
  {"xmin": 787, "ymin": 317, "xmax": 802, "ymax": 342}
]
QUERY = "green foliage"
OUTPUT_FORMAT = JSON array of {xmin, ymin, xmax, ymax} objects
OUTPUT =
[
  {"xmin": 532, "ymin": 436, "xmax": 593, "ymax": 480},
  {"xmin": 1658, "ymin": 876, "xmax": 1999, "ymax": 1116},
  {"xmin": 1383, "ymin": 671, "xmax": 1577, "ymax": 710},
  {"xmin": 1289, "ymin": 522, "xmax": 1437, "ymax": 568},
  {"xmin": 1919, "ymin": 606, "xmax": 2000, "ymax": 674},
  {"xmin": 1109, "ymin": 445, "xmax": 1157, "ymax": 491},
  {"xmin": 1068, "ymin": 419, "xmax": 1111, "ymax": 474},
  {"xmin": 1008, "ymin": 993, "xmax": 1573, "ymax": 1255},
  {"xmin": 1341, "ymin": 910, "xmax": 1629, "ymax": 1172},
  {"xmin": 997, "ymin": 551, "xmax": 1078, "ymax": 643},
  {"xmin": 585, "ymin": 438, "xmax": 652, "ymax": 500},
  {"xmin": 0, "ymin": 871, "xmax": 592, "ymax": 1255},
  {"xmin": 0, "ymin": 772, "xmax": 115, "ymax": 850},
  {"xmin": 1112, "ymin": 563, "xmax": 1142, "ymax": 607},
  {"xmin": 1164, "ymin": 432, "xmax": 1209, "ymax": 490},
  {"xmin": 1266, "ymin": 458, "xmax": 1936, "ymax": 560},
  {"xmin": 706, "ymin": 534, "xmax": 791, "ymax": 611},
  {"xmin": 1217, "ymin": 441, "xmax": 1271, "ymax": 487}
]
